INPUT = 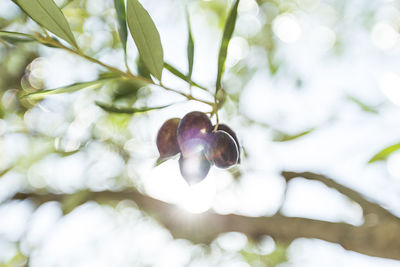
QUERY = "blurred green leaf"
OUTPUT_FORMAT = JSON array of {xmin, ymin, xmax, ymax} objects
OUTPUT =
[
  {"xmin": 273, "ymin": 128, "xmax": 315, "ymax": 142},
  {"xmin": 264, "ymin": 243, "xmax": 288, "ymax": 266},
  {"xmin": 346, "ymin": 95, "xmax": 379, "ymax": 114},
  {"xmin": 215, "ymin": 0, "xmax": 240, "ymax": 92},
  {"xmin": 96, "ymin": 101, "xmax": 171, "ymax": 114},
  {"xmin": 12, "ymin": 0, "xmax": 78, "ymax": 48},
  {"xmin": 114, "ymin": 0, "xmax": 128, "ymax": 52},
  {"xmin": 62, "ymin": 190, "xmax": 91, "ymax": 214},
  {"xmin": 0, "ymin": 167, "xmax": 12, "ymax": 180},
  {"xmin": 24, "ymin": 78, "xmax": 115, "ymax": 100},
  {"xmin": 113, "ymin": 80, "xmax": 143, "ymax": 101},
  {"xmin": 164, "ymin": 63, "xmax": 207, "ymax": 91},
  {"xmin": 240, "ymin": 242, "xmax": 288, "ymax": 267},
  {"xmin": 126, "ymin": 0, "xmax": 163, "ymax": 80},
  {"xmin": 0, "ymin": 250, "xmax": 28, "ymax": 267},
  {"xmin": 368, "ymin": 142, "xmax": 400, "ymax": 163},
  {"xmin": 0, "ymin": 31, "xmax": 36, "ymax": 43},
  {"xmin": 186, "ymin": 8, "xmax": 194, "ymax": 81}
]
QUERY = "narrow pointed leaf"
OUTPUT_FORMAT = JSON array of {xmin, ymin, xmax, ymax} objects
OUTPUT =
[
  {"xmin": 126, "ymin": 0, "xmax": 163, "ymax": 80},
  {"xmin": 24, "ymin": 78, "xmax": 114, "ymax": 100},
  {"xmin": 164, "ymin": 62, "xmax": 207, "ymax": 91},
  {"xmin": 0, "ymin": 31, "xmax": 36, "ymax": 43},
  {"xmin": 215, "ymin": 0, "xmax": 240, "ymax": 92},
  {"xmin": 96, "ymin": 101, "xmax": 170, "ymax": 114},
  {"xmin": 12, "ymin": 0, "xmax": 78, "ymax": 48},
  {"xmin": 113, "ymin": 0, "xmax": 128, "ymax": 52},
  {"xmin": 368, "ymin": 142, "xmax": 400, "ymax": 163},
  {"xmin": 186, "ymin": 8, "xmax": 194, "ymax": 81}
]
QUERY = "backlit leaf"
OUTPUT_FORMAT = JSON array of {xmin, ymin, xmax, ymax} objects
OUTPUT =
[
  {"xmin": 96, "ymin": 101, "xmax": 170, "ymax": 114},
  {"xmin": 24, "ymin": 78, "xmax": 114, "ymax": 100},
  {"xmin": 113, "ymin": 0, "xmax": 128, "ymax": 52},
  {"xmin": 12, "ymin": 0, "xmax": 78, "ymax": 48},
  {"xmin": 186, "ymin": 8, "xmax": 194, "ymax": 81},
  {"xmin": 215, "ymin": 0, "xmax": 240, "ymax": 92},
  {"xmin": 0, "ymin": 31, "xmax": 36, "ymax": 43},
  {"xmin": 126, "ymin": 0, "xmax": 163, "ymax": 80}
]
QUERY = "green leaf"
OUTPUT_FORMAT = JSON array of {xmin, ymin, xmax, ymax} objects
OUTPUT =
[
  {"xmin": 215, "ymin": 0, "xmax": 240, "ymax": 91},
  {"xmin": 113, "ymin": 0, "xmax": 128, "ymax": 52},
  {"xmin": 273, "ymin": 128, "xmax": 315, "ymax": 142},
  {"xmin": 368, "ymin": 142, "xmax": 400, "ymax": 163},
  {"xmin": 0, "ymin": 31, "xmax": 36, "ymax": 43},
  {"xmin": 126, "ymin": 0, "xmax": 164, "ymax": 80},
  {"xmin": 12, "ymin": 0, "xmax": 78, "ymax": 48},
  {"xmin": 24, "ymin": 78, "xmax": 114, "ymax": 100},
  {"xmin": 96, "ymin": 101, "xmax": 170, "ymax": 114},
  {"xmin": 186, "ymin": 8, "xmax": 194, "ymax": 81},
  {"xmin": 137, "ymin": 56, "xmax": 152, "ymax": 79},
  {"xmin": 164, "ymin": 62, "xmax": 207, "ymax": 91}
]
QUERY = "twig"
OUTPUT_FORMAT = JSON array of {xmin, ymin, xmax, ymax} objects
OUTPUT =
[{"xmin": 34, "ymin": 36, "xmax": 214, "ymax": 107}]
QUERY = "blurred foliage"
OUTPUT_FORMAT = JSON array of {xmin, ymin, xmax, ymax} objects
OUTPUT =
[
  {"xmin": 368, "ymin": 142, "xmax": 400, "ymax": 163},
  {"xmin": 241, "ymin": 242, "xmax": 288, "ymax": 267},
  {"xmin": 0, "ymin": 0, "xmax": 398, "ymax": 265}
]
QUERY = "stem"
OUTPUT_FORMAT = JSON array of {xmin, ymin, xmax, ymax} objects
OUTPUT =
[
  {"xmin": 213, "ymin": 89, "xmax": 220, "ymax": 132},
  {"xmin": 37, "ymin": 36, "xmax": 214, "ymax": 107}
]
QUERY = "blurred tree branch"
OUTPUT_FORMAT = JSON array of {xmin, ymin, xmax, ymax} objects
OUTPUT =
[
  {"xmin": 11, "ymin": 171, "xmax": 400, "ymax": 261},
  {"xmin": 281, "ymin": 171, "xmax": 397, "ymax": 219}
]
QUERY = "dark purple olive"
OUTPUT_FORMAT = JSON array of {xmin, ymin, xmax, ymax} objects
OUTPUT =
[
  {"xmin": 156, "ymin": 118, "xmax": 181, "ymax": 158},
  {"xmin": 214, "ymin": 124, "xmax": 240, "ymax": 163},
  {"xmin": 177, "ymin": 111, "xmax": 212, "ymax": 156},
  {"xmin": 179, "ymin": 153, "xmax": 211, "ymax": 185},
  {"xmin": 207, "ymin": 130, "xmax": 238, "ymax": 169}
]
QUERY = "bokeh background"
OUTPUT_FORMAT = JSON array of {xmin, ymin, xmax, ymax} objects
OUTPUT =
[{"xmin": 1, "ymin": 0, "xmax": 400, "ymax": 266}]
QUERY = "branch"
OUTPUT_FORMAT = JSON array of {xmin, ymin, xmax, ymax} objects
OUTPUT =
[
  {"xmin": 11, "ymin": 188, "xmax": 400, "ymax": 261},
  {"xmin": 32, "ymin": 35, "xmax": 214, "ymax": 107},
  {"xmin": 281, "ymin": 171, "xmax": 397, "ymax": 220}
]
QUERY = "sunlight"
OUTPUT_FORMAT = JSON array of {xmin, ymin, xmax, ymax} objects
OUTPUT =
[
  {"xmin": 379, "ymin": 71, "xmax": 400, "ymax": 106},
  {"xmin": 387, "ymin": 151, "xmax": 400, "ymax": 181},
  {"xmin": 371, "ymin": 22, "xmax": 398, "ymax": 50},
  {"xmin": 143, "ymin": 160, "xmax": 216, "ymax": 214},
  {"xmin": 273, "ymin": 13, "xmax": 302, "ymax": 43},
  {"xmin": 179, "ymin": 174, "xmax": 216, "ymax": 214}
]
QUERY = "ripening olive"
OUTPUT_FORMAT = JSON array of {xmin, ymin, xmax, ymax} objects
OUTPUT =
[
  {"xmin": 156, "ymin": 118, "xmax": 181, "ymax": 158},
  {"xmin": 179, "ymin": 152, "xmax": 211, "ymax": 185},
  {"xmin": 177, "ymin": 111, "xmax": 212, "ymax": 156},
  {"xmin": 214, "ymin": 123, "xmax": 240, "ymax": 163},
  {"xmin": 207, "ymin": 130, "xmax": 238, "ymax": 169}
]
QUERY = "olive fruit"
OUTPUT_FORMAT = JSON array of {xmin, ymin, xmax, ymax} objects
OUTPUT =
[
  {"xmin": 179, "ymin": 152, "xmax": 211, "ymax": 185},
  {"xmin": 207, "ymin": 130, "xmax": 238, "ymax": 169},
  {"xmin": 156, "ymin": 118, "xmax": 181, "ymax": 158},
  {"xmin": 157, "ymin": 112, "xmax": 241, "ymax": 184},
  {"xmin": 177, "ymin": 111, "xmax": 212, "ymax": 156},
  {"xmin": 214, "ymin": 124, "xmax": 240, "ymax": 163}
]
